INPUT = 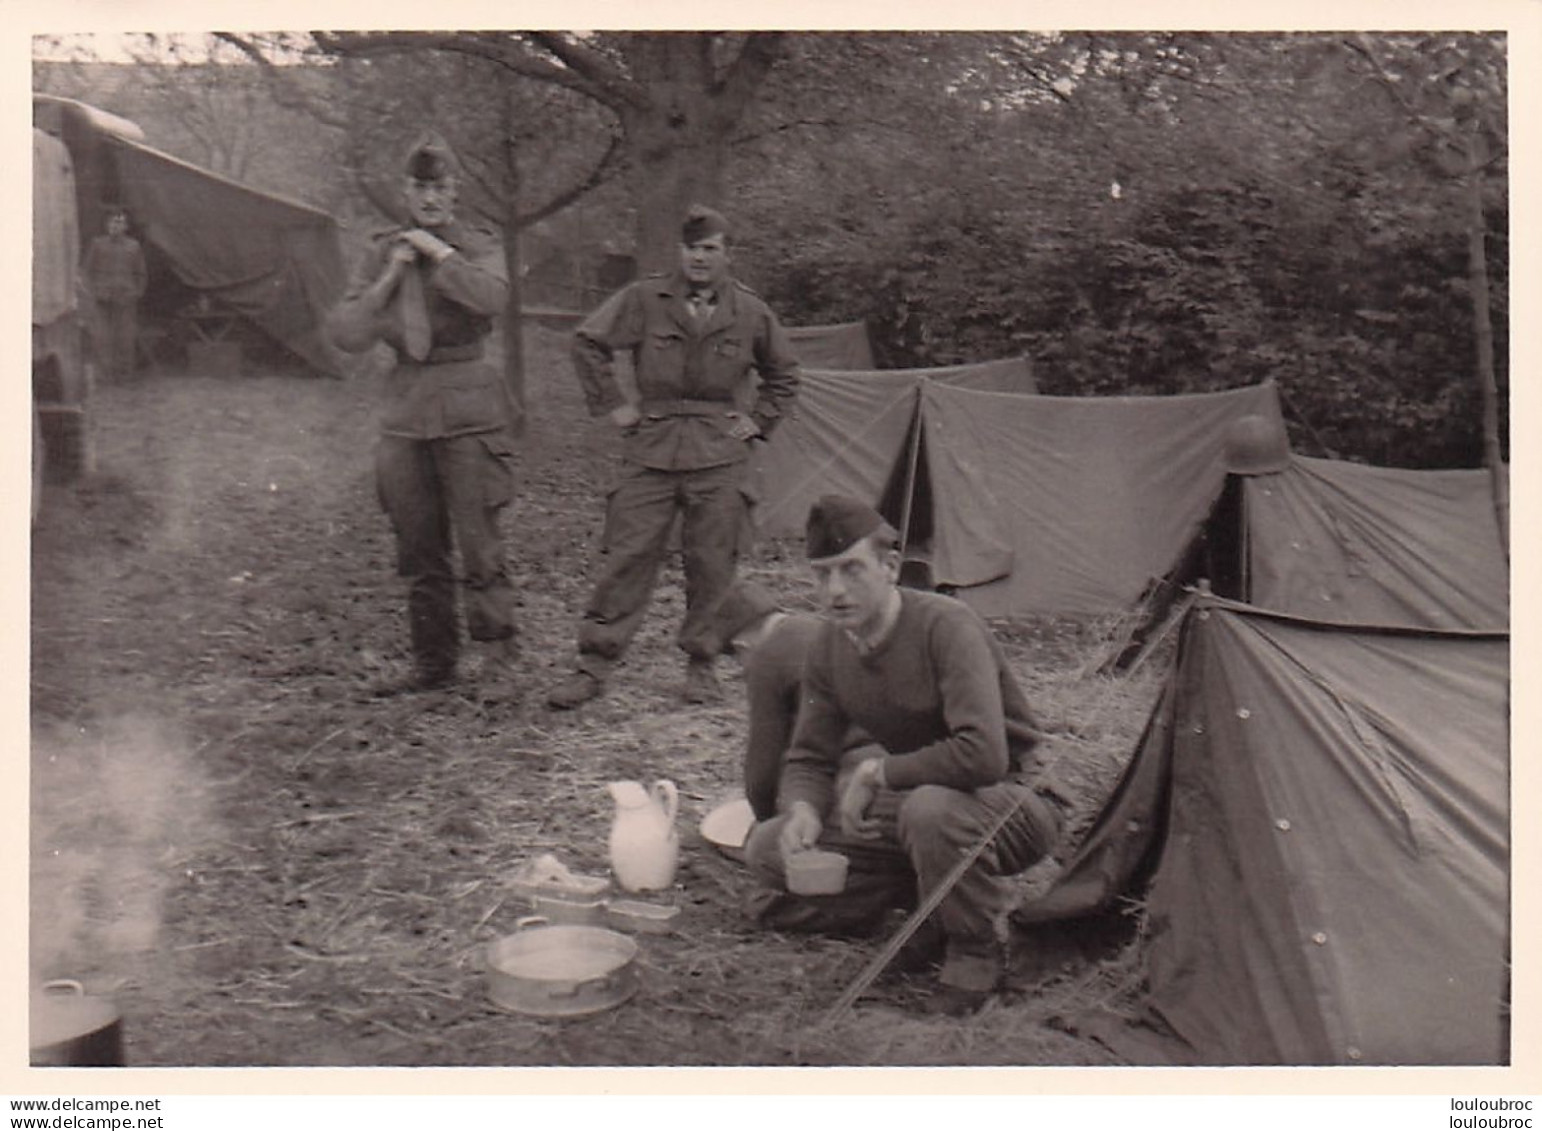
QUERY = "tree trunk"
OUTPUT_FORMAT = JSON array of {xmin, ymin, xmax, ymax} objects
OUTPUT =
[
  {"xmin": 1464, "ymin": 122, "xmax": 1506, "ymax": 557},
  {"xmin": 500, "ymin": 91, "xmax": 527, "ymax": 437},
  {"xmin": 624, "ymin": 117, "xmax": 730, "ymax": 275},
  {"xmin": 617, "ymin": 34, "xmax": 764, "ymax": 272}
]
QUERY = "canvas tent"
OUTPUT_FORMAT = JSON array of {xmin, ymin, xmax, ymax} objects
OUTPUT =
[
  {"xmin": 1015, "ymin": 596, "xmax": 1509, "ymax": 1066},
  {"xmin": 751, "ymin": 374, "xmax": 1279, "ymax": 616},
  {"xmin": 34, "ymin": 94, "xmax": 347, "ymax": 377},
  {"xmin": 1227, "ymin": 455, "xmax": 1509, "ymax": 630},
  {"xmin": 785, "ymin": 320, "xmax": 876, "ymax": 370}
]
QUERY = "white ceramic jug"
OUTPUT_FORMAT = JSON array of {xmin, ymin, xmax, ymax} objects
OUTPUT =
[{"xmin": 606, "ymin": 779, "xmax": 680, "ymax": 892}]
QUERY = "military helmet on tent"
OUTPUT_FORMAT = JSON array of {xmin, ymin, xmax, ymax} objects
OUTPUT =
[{"xmin": 1224, "ymin": 412, "xmax": 1291, "ymax": 475}]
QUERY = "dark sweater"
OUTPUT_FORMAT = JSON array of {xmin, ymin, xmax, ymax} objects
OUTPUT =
[
  {"xmin": 742, "ymin": 614, "xmax": 824, "ymax": 821},
  {"xmin": 780, "ymin": 589, "xmax": 1041, "ymax": 817}
]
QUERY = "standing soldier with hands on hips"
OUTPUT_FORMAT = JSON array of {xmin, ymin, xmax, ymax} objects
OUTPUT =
[
  {"xmin": 326, "ymin": 133, "xmax": 521, "ymax": 697},
  {"xmin": 547, "ymin": 205, "xmax": 800, "ymax": 710}
]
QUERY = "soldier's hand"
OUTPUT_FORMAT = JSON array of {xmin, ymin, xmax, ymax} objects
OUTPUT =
[
  {"xmin": 779, "ymin": 802, "xmax": 823, "ymax": 860},
  {"xmin": 726, "ymin": 413, "xmax": 762, "ymax": 442},
  {"xmin": 838, "ymin": 759, "xmax": 884, "ymax": 840},
  {"xmin": 608, "ymin": 403, "xmax": 642, "ymax": 429},
  {"xmin": 398, "ymin": 228, "xmax": 454, "ymax": 262},
  {"xmin": 385, "ymin": 240, "xmax": 419, "ymax": 268}
]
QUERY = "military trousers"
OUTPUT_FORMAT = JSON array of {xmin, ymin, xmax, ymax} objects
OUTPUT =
[
  {"xmin": 577, "ymin": 459, "xmax": 749, "ymax": 670},
  {"xmin": 744, "ymin": 781, "xmax": 1063, "ymax": 991},
  {"xmin": 375, "ymin": 430, "xmax": 517, "ymax": 678},
  {"xmin": 93, "ymin": 299, "xmax": 139, "ymax": 381}
]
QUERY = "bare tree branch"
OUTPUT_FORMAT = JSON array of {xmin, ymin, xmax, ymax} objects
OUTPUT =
[
  {"xmin": 1342, "ymin": 35, "xmax": 1461, "ymax": 145},
  {"xmin": 312, "ymin": 30, "xmax": 612, "ymax": 105},
  {"xmin": 525, "ymin": 31, "xmax": 647, "ymax": 111},
  {"xmin": 213, "ymin": 32, "xmax": 350, "ymax": 129},
  {"xmin": 516, "ymin": 132, "xmax": 626, "ymax": 228}
]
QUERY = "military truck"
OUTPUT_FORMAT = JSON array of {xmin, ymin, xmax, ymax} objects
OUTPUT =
[
  {"xmin": 32, "ymin": 122, "xmax": 89, "ymax": 520},
  {"xmin": 33, "ymin": 96, "xmax": 150, "ymax": 520}
]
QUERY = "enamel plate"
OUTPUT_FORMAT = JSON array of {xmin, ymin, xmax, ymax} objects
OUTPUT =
[{"xmin": 699, "ymin": 796, "xmax": 755, "ymax": 861}]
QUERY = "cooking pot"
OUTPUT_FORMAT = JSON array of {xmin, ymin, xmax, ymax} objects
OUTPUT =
[
  {"xmin": 30, "ymin": 980, "xmax": 124, "ymax": 1067},
  {"xmin": 486, "ymin": 918, "xmax": 639, "ymax": 1018}
]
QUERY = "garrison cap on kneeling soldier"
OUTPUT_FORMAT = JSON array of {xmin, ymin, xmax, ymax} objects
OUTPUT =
[{"xmin": 742, "ymin": 494, "xmax": 1071, "ymax": 1017}]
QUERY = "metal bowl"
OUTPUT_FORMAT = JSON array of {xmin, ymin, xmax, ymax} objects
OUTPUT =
[
  {"xmin": 786, "ymin": 849, "xmax": 849, "ymax": 895},
  {"xmin": 486, "ymin": 922, "xmax": 639, "ymax": 1018}
]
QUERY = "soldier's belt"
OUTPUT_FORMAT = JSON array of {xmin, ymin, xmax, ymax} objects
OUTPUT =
[{"xmin": 639, "ymin": 397, "xmax": 733, "ymax": 417}]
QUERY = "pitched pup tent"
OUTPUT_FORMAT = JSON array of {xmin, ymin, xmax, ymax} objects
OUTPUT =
[
  {"xmin": 1016, "ymin": 596, "xmax": 1509, "ymax": 1065},
  {"xmin": 1228, "ymin": 455, "xmax": 1509, "ymax": 630},
  {"xmin": 784, "ymin": 320, "xmax": 876, "ymax": 370},
  {"xmin": 751, "ymin": 374, "xmax": 1279, "ymax": 616}
]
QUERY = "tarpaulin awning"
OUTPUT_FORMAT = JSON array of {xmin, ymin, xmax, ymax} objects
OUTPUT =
[
  {"xmin": 107, "ymin": 135, "xmax": 347, "ymax": 376},
  {"xmin": 35, "ymin": 95, "xmax": 347, "ymax": 377},
  {"xmin": 1017, "ymin": 598, "xmax": 1509, "ymax": 1066}
]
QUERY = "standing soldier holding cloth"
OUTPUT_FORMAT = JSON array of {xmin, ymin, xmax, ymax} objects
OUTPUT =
[
  {"xmin": 547, "ymin": 205, "xmax": 800, "ymax": 709},
  {"xmin": 326, "ymin": 133, "xmax": 520, "ymax": 696}
]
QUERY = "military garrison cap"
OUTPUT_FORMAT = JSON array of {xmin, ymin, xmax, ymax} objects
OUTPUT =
[
  {"xmin": 806, "ymin": 495, "xmax": 886, "ymax": 560},
  {"xmin": 404, "ymin": 131, "xmax": 461, "ymax": 181},
  {"xmin": 681, "ymin": 204, "xmax": 730, "ymax": 245},
  {"xmin": 701, "ymin": 580, "xmax": 780, "ymax": 654}
]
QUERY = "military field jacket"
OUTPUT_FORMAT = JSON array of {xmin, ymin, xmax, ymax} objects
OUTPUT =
[
  {"xmin": 572, "ymin": 272, "xmax": 801, "ymax": 471},
  {"xmin": 83, "ymin": 235, "xmax": 147, "ymax": 305},
  {"xmin": 327, "ymin": 219, "xmax": 513, "ymax": 439}
]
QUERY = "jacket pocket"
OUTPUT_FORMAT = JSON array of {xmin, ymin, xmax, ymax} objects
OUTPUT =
[
  {"xmin": 644, "ymin": 329, "xmax": 687, "ymax": 384},
  {"xmin": 735, "ymin": 476, "xmax": 760, "ymax": 556},
  {"xmin": 476, "ymin": 431, "xmax": 517, "ymax": 510}
]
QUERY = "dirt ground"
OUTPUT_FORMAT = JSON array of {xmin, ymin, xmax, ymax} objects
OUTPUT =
[{"xmin": 28, "ymin": 327, "xmax": 1164, "ymax": 1068}]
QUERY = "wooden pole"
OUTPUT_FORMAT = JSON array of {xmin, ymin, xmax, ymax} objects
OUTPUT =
[
  {"xmin": 500, "ymin": 91, "xmax": 528, "ymax": 438},
  {"xmin": 895, "ymin": 392, "xmax": 924, "ymax": 555},
  {"xmin": 1462, "ymin": 118, "xmax": 1507, "ymax": 557}
]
